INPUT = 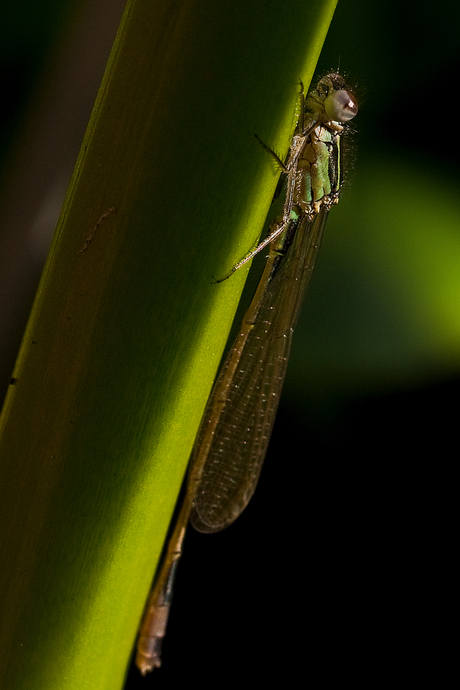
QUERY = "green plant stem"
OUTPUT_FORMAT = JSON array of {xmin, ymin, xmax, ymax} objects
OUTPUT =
[{"xmin": 0, "ymin": 0, "xmax": 338, "ymax": 687}]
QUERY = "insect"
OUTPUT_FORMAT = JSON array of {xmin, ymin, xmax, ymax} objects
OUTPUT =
[{"xmin": 136, "ymin": 72, "xmax": 358, "ymax": 674}]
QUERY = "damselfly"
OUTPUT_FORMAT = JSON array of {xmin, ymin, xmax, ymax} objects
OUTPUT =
[{"xmin": 136, "ymin": 72, "xmax": 358, "ymax": 673}]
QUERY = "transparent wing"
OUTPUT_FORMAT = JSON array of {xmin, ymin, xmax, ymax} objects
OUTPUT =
[{"xmin": 190, "ymin": 209, "xmax": 329, "ymax": 533}]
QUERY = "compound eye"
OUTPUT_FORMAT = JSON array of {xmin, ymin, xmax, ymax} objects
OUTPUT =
[{"xmin": 324, "ymin": 89, "xmax": 358, "ymax": 122}]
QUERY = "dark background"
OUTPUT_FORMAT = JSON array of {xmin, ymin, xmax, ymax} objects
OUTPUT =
[{"xmin": 1, "ymin": 0, "xmax": 457, "ymax": 686}]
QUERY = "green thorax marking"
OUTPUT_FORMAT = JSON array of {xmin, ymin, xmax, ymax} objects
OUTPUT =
[{"xmin": 297, "ymin": 124, "xmax": 341, "ymax": 212}]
